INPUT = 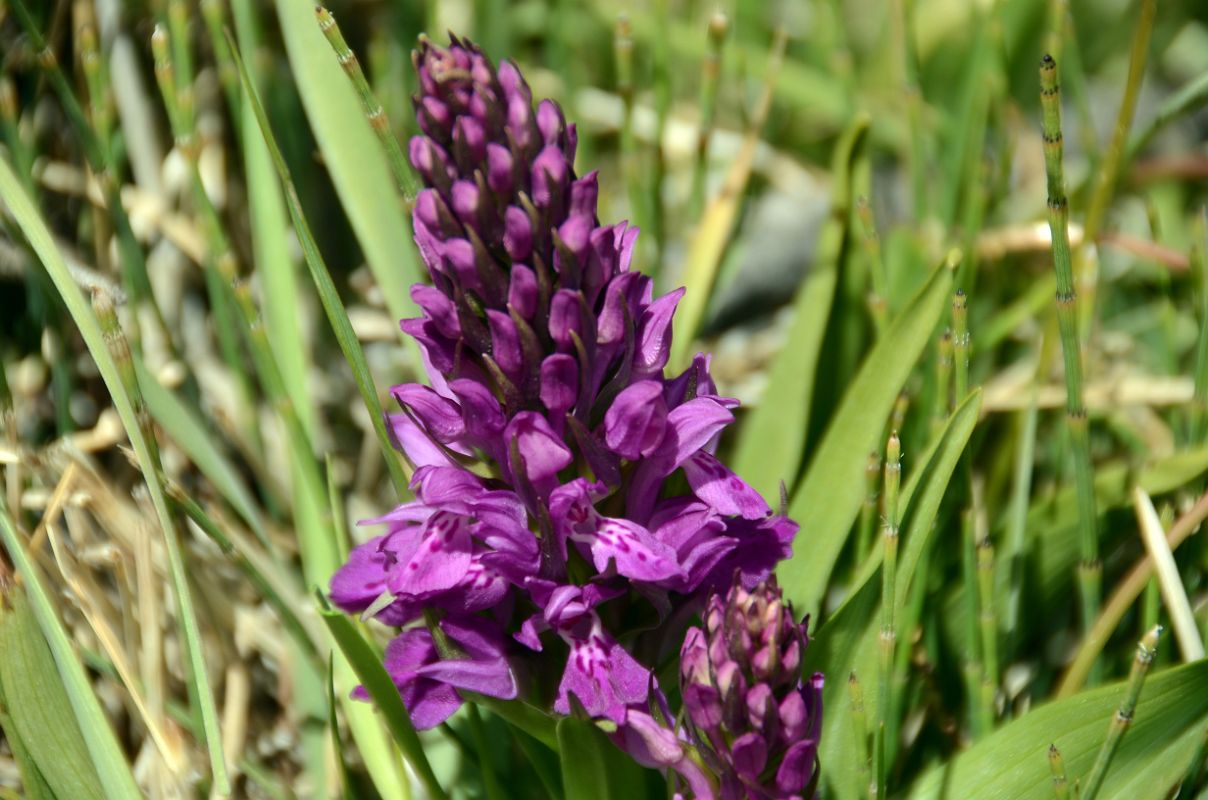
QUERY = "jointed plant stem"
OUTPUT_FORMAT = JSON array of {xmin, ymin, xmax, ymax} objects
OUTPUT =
[
  {"xmin": 1048, "ymin": 744, "xmax": 1070, "ymax": 800},
  {"xmin": 1040, "ymin": 54, "xmax": 1100, "ymax": 681},
  {"xmin": 848, "ymin": 672, "xmax": 873, "ymax": 799},
  {"xmin": 877, "ymin": 431, "xmax": 902, "ymax": 798},
  {"xmin": 1080, "ymin": 625, "xmax": 1162, "ymax": 800},
  {"xmin": 317, "ymin": 6, "xmax": 419, "ymax": 202}
]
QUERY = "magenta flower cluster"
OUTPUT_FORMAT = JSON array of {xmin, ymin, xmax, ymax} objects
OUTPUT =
[{"xmin": 329, "ymin": 35, "xmax": 817, "ymax": 798}]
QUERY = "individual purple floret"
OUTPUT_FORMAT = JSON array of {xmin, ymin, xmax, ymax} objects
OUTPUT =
[
  {"xmin": 329, "ymin": 34, "xmax": 804, "ymax": 776},
  {"xmin": 680, "ymin": 576, "xmax": 823, "ymax": 799}
]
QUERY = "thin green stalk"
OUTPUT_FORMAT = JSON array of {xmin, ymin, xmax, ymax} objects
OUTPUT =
[
  {"xmin": 856, "ymin": 449, "xmax": 881, "ymax": 567},
  {"xmin": 1081, "ymin": 625, "xmax": 1162, "ymax": 800},
  {"xmin": 1040, "ymin": 54, "xmax": 1100, "ymax": 680},
  {"xmin": 858, "ymin": 196, "xmax": 889, "ymax": 334},
  {"xmin": 1048, "ymin": 744, "xmax": 1070, "ymax": 800},
  {"xmin": 227, "ymin": 29, "xmax": 412, "ymax": 497},
  {"xmin": 200, "ymin": 0, "xmax": 243, "ymax": 139},
  {"xmin": 9, "ymin": 0, "xmax": 177, "ymax": 361},
  {"xmin": 688, "ymin": 12, "xmax": 727, "ymax": 221},
  {"xmin": 1190, "ymin": 211, "xmax": 1208, "ymax": 444},
  {"xmin": 1004, "ymin": 395, "xmax": 1039, "ymax": 644},
  {"xmin": 90, "ymin": 290, "xmax": 228, "ymax": 792},
  {"xmin": 649, "ymin": 0, "xmax": 671, "ymax": 268},
  {"xmin": 877, "ymin": 432, "xmax": 901, "ymax": 797},
  {"xmin": 891, "ymin": 0, "xmax": 926, "ymax": 219},
  {"xmin": 952, "ymin": 290, "xmax": 970, "ymax": 400},
  {"xmin": 848, "ymin": 672, "xmax": 873, "ymax": 799},
  {"xmin": 1174, "ymin": 727, "xmax": 1208, "ymax": 800},
  {"xmin": 316, "ymin": 6, "xmax": 418, "ymax": 201},
  {"xmin": 151, "ymin": 26, "xmax": 261, "ymax": 455},
  {"xmin": 977, "ymin": 537, "xmax": 999, "ymax": 720},
  {"xmin": 933, "ymin": 330, "xmax": 953, "ymax": 435}
]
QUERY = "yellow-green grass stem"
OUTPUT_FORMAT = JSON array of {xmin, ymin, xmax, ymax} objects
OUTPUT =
[
  {"xmin": 1080, "ymin": 625, "xmax": 1162, "ymax": 800},
  {"xmin": 877, "ymin": 432, "xmax": 902, "ymax": 797},
  {"xmin": 848, "ymin": 672, "xmax": 873, "ymax": 799},
  {"xmin": 977, "ymin": 537, "xmax": 999, "ymax": 719},
  {"xmin": 857, "ymin": 196, "xmax": 889, "ymax": 334},
  {"xmin": 1190, "ymin": 211, "xmax": 1208, "ymax": 444},
  {"xmin": 1048, "ymin": 744, "xmax": 1070, "ymax": 800},
  {"xmin": 688, "ymin": 12, "xmax": 727, "ymax": 221},
  {"xmin": 1040, "ymin": 54, "xmax": 1101, "ymax": 679},
  {"xmin": 316, "ymin": 6, "xmax": 419, "ymax": 202}
]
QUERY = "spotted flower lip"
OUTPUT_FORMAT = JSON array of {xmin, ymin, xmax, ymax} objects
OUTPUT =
[{"xmin": 330, "ymin": 35, "xmax": 804, "ymax": 766}]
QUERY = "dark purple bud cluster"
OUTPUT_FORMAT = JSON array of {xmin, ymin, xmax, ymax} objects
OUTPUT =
[{"xmin": 680, "ymin": 577, "xmax": 823, "ymax": 799}]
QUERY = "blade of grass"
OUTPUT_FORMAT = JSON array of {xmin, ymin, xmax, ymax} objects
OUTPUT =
[
  {"xmin": 318, "ymin": 597, "xmax": 448, "ymax": 800},
  {"xmin": 0, "ymin": 503, "xmax": 141, "ymax": 799},
  {"xmin": 779, "ymin": 256, "xmax": 954, "ymax": 618},
  {"xmin": 670, "ymin": 29, "xmax": 787, "ymax": 369},
  {"xmin": 0, "ymin": 154, "xmax": 228, "ymax": 792},
  {"xmin": 228, "ymin": 28, "xmax": 410, "ymax": 496},
  {"xmin": 732, "ymin": 113, "xmax": 869, "ymax": 501},
  {"xmin": 1132, "ymin": 488, "xmax": 1204, "ymax": 662},
  {"xmin": 274, "ymin": 0, "xmax": 424, "ymax": 354}
]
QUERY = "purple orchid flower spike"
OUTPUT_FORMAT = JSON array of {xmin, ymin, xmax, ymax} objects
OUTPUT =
[
  {"xmin": 329, "ymin": 33, "xmax": 816, "ymax": 785},
  {"xmin": 680, "ymin": 575, "xmax": 823, "ymax": 799}
]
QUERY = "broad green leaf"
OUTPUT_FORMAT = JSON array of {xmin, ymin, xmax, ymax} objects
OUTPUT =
[
  {"xmin": 805, "ymin": 390, "xmax": 983, "ymax": 800},
  {"xmin": 319, "ymin": 604, "xmax": 447, "ymax": 800},
  {"xmin": 0, "ymin": 154, "xmax": 226, "ymax": 793},
  {"xmin": 0, "ymin": 584, "xmax": 105, "ymax": 800},
  {"xmin": 908, "ymin": 659, "xmax": 1208, "ymax": 800},
  {"xmin": 779, "ymin": 259, "xmax": 954, "ymax": 618},
  {"xmin": 556, "ymin": 716, "xmax": 650, "ymax": 800},
  {"xmin": 274, "ymin": 0, "xmax": 423, "ymax": 349},
  {"xmin": 733, "ymin": 115, "xmax": 869, "ymax": 501},
  {"xmin": 0, "ymin": 505, "xmax": 140, "ymax": 800}
]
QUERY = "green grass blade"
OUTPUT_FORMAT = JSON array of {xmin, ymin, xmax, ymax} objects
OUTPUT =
[
  {"xmin": 908, "ymin": 660, "xmax": 1208, "ymax": 800},
  {"xmin": 0, "ymin": 155, "xmax": 228, "ymax": 793},
  {"xmin": 318, "ymin": 601, "xmax": 447, "ymax": 800},
  {"xmin": 0, "ymin": 578, "xmax": 108, "ymax": 800},
  {"xmin": 779, "ymin": 258, "xmax": 954, "ymax": 618},
  {"xmin": 228, "ymin": 29, "xmax": 410, "ymax": 496},
  {"xmin": 231, "ymin": 0, "xmax": 318, "ymax": 443},
  {"xmin": 274, "ymin": 0, "xmax": 424, "ymax": 351},
  {"xmin": 733, "ymin": 114, "xmax": 869, "ymax": 501},
  {"xmin": 135, "ymin": 358, "xmax": 270, "ymax": 548}
]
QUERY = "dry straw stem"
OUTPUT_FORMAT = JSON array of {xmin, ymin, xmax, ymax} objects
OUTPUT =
[
  {"xmin": 1131, "ymin": 487, "xmax": 1205, "ymax": 662},
  {"xmin": 1059, "ymin": 487, "xmax": 1208, "ymax": 696}
]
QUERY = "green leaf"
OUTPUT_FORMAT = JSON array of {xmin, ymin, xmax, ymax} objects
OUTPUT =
[
  {"xmin": 733, "ymin": 115, "xmax": 869, "ymax": 501},
  {"xmin": 318, "ymin": 603, "xmax": 447, "ymax": 800},
  {"xmin": 0, "ymin": 584, "xmax": 106, "ymax": 800},
  {"xmin": 805, "ymin": 390, "xmax": 983, "ymax": 800},
  {"xmin": 0, "ymin": 506, "xmax": 140, "ymax": 800},
  {"xmin": 0, "ymin": 154, "xmax": 227, "ymax": 793},
  {"xmin": 555, "ymin": 716, "xmax": 650, "ymax": 800},
  {"xmin": 908, "ymin": 660, "xmax": 1208, "ymax": 800},
  {"xmin": 779, "ymin": 259, "xmax": 954, "ymax": 618},
  {"xmin": 274, "ymin": 0, "xmax": 423, "ymax": 350}
]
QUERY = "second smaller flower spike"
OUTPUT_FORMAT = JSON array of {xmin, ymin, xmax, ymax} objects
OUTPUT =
[{"xmin": 680, "ymin": 575, "xmax": 823, "ymax": 799}]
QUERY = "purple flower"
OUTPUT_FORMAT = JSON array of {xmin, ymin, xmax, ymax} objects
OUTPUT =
[
  {"xmin": 680, "ymin": 576, "xmax": 823, "ymax": 799},
  {"xmin": 330, "ymin": 34, "xmax": 807, "ymax": 759}
]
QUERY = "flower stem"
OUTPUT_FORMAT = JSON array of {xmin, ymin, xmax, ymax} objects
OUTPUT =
[
  {"xmin": 1081, "ymin": 625, "xmax": 1162, "ymax": 800},
  {"xmin": 1040, "ymin": 54, "xmax": 1100, "ymax": 682}
]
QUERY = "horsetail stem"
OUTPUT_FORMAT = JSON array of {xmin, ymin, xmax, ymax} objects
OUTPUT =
[
  {"xmin": 316, "ymin": 6, "xmax": 419, "ymax": 201},
  {"xmin": 858, "ymin": 196, "xmax": 889, "ymax": 333},
  {"xmin": 857, "ymin": 449, "xmax": 882, "ymax": 566},
  {"xmin": 1048, "ymin": 744, "xmax": 1070, "ymax": 800},
  {"xmin": 1081, "ymin": 625, "xmax": 1161, "ymax": 800},
  {"xmin": 848, "ymin": 672, "xmax": 873, "ymax": 799},
  {"xmin": 977, "ymin": 536, "xmax": 999, "ymax": 719},
  {"xmin": 952, "ymin": 290, "xmax": 970, "ymax": 401},
  {"xmin": 1040, "ymin": 54, "xmax": 1100, "ymax": 679},
  {"xmin": 877, "ymin": 431, "xmax": 902, "ymax": 796},
  {"xmin": 934, "ymin": 330, "xmax": 953, "ymax": 434}
]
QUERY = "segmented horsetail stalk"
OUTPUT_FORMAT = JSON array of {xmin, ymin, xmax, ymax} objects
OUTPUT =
[
  {"xmin": 877, "ymin": 432, "xmax": 902, "ymax": 797},
  {"xmin": 848, "ymin": 672, "xmax": 873, "ymax": 799},
  {"xmin": 858, "ymin": 196, "xmax": 889, "ymax": 333},
  {"xmin": 952, "ymin": 290, "xmax": 970, "ymax": 401},
  {"xmin": 1081, "ymin": 625, "xmax": 1162, "ymax": 800},
  {"xmin": 1048, "ymin": 743, "xmax": 1071, "ymax": 800},
  {"xmin": 316, "ymin": 6, "xmax": 419, "ymax": 201},
  {"xmin": 934, "ymin": 329, "xmax": 953, "ymax": 433},
  {"xmin": 1040, "ymin": 54, "xmax": 1101, "ymax": 676},
  {"xmin": 857, "ymin": 449, "xmax": 882, "ymax": 566},
  {"xmin": 977, "ymin": 537, "xmax": 999, "ymax": 719}
]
